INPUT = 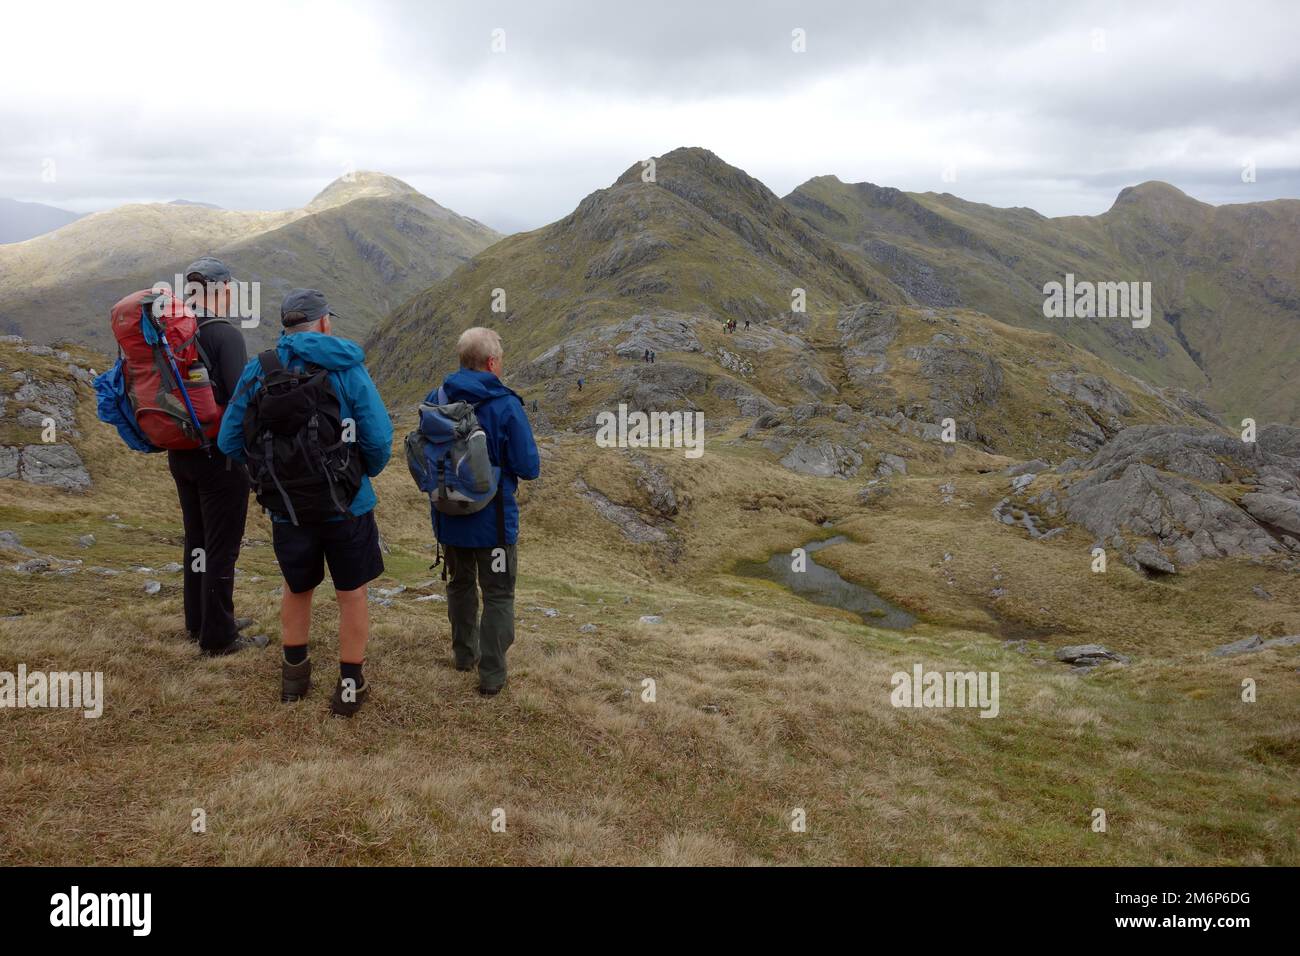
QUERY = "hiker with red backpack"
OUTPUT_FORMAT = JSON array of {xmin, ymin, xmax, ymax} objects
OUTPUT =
[
  {"xmin": 95, "ymin": 256, "xmax": 263, "ymax": 656},
  {"xmin": 217, "ymin": 289, "xmax": 392, "ymax": 717},
  {"xmin": 409, "ymin": 327, "xmax": 539, "ymax": 696}
]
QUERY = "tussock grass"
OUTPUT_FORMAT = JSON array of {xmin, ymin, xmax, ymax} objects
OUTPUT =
[{"xmin": 0, "ymin": 357, "xmax": 1296, "ymax": 865}]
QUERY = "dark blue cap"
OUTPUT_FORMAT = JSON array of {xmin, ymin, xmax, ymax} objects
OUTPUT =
[
  {"xmin": 280, "ymin": 288, "xmax": 334, "ymax": 327},
  {"xmin": 184, "ymin": 256, "xmax": 232, "ymax": 283}
]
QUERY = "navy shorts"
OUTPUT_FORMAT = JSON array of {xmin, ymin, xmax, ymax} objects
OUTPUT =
[{"xmin": 272, "ymin": 511, "xmax": 384, "ymax": 594}]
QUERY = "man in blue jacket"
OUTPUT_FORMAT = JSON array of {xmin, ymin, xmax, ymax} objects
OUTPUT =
[
  {"xmin": 429, "ymin": 327, "xmax": 540, "ymax": 696},
  {"xmin": 218, "ymin": 289, "xmax": 393, "ymax": 717}
]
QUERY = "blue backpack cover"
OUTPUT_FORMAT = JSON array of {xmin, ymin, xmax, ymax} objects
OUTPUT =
[{"xmin": 94, "ymin": 358, "xmax": 160, "ymax": 454}]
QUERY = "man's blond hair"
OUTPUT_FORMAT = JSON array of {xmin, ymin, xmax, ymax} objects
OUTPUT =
[{"xmin": 457, "ymin": 327, "xmax": 503, "ymax": 370}]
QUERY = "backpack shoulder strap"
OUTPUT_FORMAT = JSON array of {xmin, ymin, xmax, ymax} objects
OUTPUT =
[
  {"xmin": 257, "ymin": 349, "xmax": 283, "ymax": 375},
  {"xmin": 190, "ymin": 317, "xmax": 233, "ymax": 371}
]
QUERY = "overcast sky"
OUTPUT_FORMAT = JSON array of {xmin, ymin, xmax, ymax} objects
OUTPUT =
[{"xmin": 2, "ymin": 0, "xmax": 1298, "ymax": 233}]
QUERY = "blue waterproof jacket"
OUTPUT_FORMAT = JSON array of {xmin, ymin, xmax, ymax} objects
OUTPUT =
[
  {"xmin": 427, "ymin": 367, "xmax": 540, "ymax": 546},
  {"xmin": 218, "ymin": 332, "xmax": 393, "ymax": 518}
]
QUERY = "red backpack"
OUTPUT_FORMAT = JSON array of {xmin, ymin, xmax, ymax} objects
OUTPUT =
[{"xmin": 109, "ymin": 289, "xmax": 223, "ymax": 450}]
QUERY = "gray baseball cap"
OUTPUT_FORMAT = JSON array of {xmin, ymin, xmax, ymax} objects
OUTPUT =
[
  {"xmin": 281, "ymin": 288, "xmax": 337, "ymax": 327},
  {"xmin": 184, "ymin": 256, "xmax": 232, "ymax": 284}
]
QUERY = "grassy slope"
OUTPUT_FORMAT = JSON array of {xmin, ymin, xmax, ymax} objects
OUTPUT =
[{"xmin": 1, "ymin": 338, "xmax": 1296, "ymax": 865}]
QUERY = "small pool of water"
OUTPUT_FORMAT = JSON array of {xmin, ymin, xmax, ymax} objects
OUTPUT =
[{"xmin": 734, "ymin": 535, "xmax": 917, "ymax": 630}]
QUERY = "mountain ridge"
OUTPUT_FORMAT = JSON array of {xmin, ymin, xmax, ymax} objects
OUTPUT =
[
  {"xmin": 0, "ymin": 172, "xmax": 500, "ymax": 351},
  {"xmin": 785, "ymin": 171, "xmax": 1300, "ymax": 423}
]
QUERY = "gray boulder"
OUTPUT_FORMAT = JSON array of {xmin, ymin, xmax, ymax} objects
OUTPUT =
[
  {"xmin": 779, "ymin": 440, "xmax": 862, "ymax": 479},
  {"xmin": 0, "ymin": 446, "xmax": 19, "ymax": 480},
  {"xmin": 13, "ymin": 379, "xmax": 78, "ymax": 435},
  {"xmin": 1005, "ymin": 459, "xmax": 1049, "ymax": 477},
  {"xmin": 18, "ymin": 443, "xmax": 91, "ymax": 491},
  {"xmin": 1211, "ymin": 635, "xmax": 1264, "ymax": 657},
  {"xmin": 1131, "ymin": 541, "xmax": 1176, "ymax": 574},
  {"xmin": 876, "ymin": 453, "xmax": 908, "ymax": 478},
  {"xmin": 1240, "ymin": 493, "xmax": 1300, "ymax": 535},
  {"xmin": 1055, "ymin": 643, "xmax": 1130, "ymax": 665},
  {"xmin": 0, "ymin": 530, "xmax": 37, "ymax": 556},
  {"xmin": 1212, "ymin": 634, "xmax": 1300, "ymax": 656}
]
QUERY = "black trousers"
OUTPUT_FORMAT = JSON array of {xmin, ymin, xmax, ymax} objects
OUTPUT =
[{"xmin": 168, "ymin": 449, "xmax": 250, "ymax": 651}]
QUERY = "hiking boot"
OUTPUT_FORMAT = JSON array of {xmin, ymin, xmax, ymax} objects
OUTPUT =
[
  {"xmin": 234, "ymin": 617, "xmax": 256, "ymax": 632},
  {"xmin": 330, "ymin": 678, "xmax": 369, "ymax": 718},
  {"xmin": 478, "ymin": 681, "xmax": 505, "ymax": 697},
  {"xmin": 281, "ymin": 657, "xmax": 312, "ymax": 702},
  {"xmin": 454, "ymin": 655, "xmax": 480, "ymax": 672},
  {"xmin": 201, "ymin": 633, "xmax": 269, "ymax": 657}
]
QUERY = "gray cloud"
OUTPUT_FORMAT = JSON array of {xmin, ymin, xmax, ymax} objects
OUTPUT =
[{"xmin": 1, "ymin": 0, "xmax": 1297, "ymax": 230}]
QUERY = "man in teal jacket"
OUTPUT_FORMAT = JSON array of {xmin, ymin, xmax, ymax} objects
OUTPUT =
[{"xmin": 218, "ymin": 289, "xmax": 393, "ymax": 717}]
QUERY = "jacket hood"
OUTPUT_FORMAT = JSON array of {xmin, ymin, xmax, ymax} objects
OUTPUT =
[
  {"xmin": 277, "ymin": 331, "xmax": 366, "ymax": 371},
  {"xmin": 439, "ymin": 367, "xmax": 520, "ymax": 404}
]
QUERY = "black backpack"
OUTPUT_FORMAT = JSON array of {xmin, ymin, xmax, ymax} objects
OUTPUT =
[{"xmin": 241, "ymin": 350, "xmax": 363, "ymax": 525}]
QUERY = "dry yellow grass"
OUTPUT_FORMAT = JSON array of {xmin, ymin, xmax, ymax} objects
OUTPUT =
[{"xmin": 0, "ymin": 363, "xmax": 1296, "ymax": 865}]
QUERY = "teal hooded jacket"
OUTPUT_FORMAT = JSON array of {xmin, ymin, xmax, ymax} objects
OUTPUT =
[{"xmin": 217, "ymin": 332, "xmax": 393, "ymax": 518}]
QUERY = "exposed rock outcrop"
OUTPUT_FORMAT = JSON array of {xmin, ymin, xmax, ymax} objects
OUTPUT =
[
  {"xmin": 775, "ymin": 439, "xmax": 863, "ymax": 479},
  {"xmin": 837, "ymin": 303, "xmax": 899, "ymax": 385},
  {"xmin": 1036, "ymin": 424, "xmax": 1299, "ymax": 571},
  {"xmin": 573, "ymin": 477, "xmax": 668, "ymax": 544}
]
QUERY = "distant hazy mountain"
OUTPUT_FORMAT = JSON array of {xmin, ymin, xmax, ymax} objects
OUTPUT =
[
  {"xmin": 0, "ymin": 198, "xmax": 82, "ymax": 244},
  {"xmin": 0, "ymin": 172, "xmax": 499, "ymax": 351},
  {"xmin": 784, "ymin": 176, "xmax": 1300, "ymax": 425},
  {"xmin": 168, "ymin": 199, "xmax": 223, "ymax": 209}
]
